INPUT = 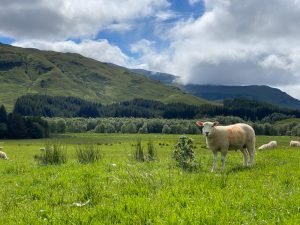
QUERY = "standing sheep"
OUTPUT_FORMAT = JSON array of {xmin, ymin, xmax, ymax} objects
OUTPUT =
[
  {"xmin": 290, "ymin": 140, "xmax": 300, "ymax": 147},
  {"xmin": 0, "ymin": 151, "xmax": 9, "ymax": 160},
  {"xmin": 196, "ymin": 121, "xmax": 256, "ymax": 172},
  {"xmin": 258, "ymin": 141, "xmax": 277, "ymax": 150}
]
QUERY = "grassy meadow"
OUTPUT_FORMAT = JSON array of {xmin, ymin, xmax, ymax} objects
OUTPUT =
[{"xmin": 0, "ymin": 133, "xmax": 299, "ymax": 224}]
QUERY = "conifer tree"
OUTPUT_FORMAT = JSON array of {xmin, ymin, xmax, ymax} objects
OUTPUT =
[{"xmin": 0, "ymin": 105, "xmax": 7, "ymax": 123}]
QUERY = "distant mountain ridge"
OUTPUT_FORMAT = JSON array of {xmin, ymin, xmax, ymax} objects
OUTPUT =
[
  {"xmin": 130, "ymin": 69, "xmax": 178, "ymax": 84},
  {"xmin": 132, "ymin": 69, "xmax": 300, "ymax": 109},
  {"xmin": 0, "ymin": 44, "xmax": 207, "ymax": 110},
  {"xmin": 181, "ymin": 84, "xmax": 300, "ymax": 109}
]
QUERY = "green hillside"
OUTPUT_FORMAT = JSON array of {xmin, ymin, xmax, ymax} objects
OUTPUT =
[{"xmin": 0, "ymin": 44, "xmax": 207, "ymax": 110}]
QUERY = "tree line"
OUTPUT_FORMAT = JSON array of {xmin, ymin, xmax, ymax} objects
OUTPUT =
[
  {"xmin": 2, "ymin": 98, "xmax": 300, "ymax": 137},
  {"xmin": 0, "ymin": 105, "xmax": 49, "ymax": 139},
  {"xmin": 47, "ymin": 116, "xmax": 300, "ymax": 136},
  {"xmin": 13, "ymin": 95, "xmax": 300, "ymax": 120}
]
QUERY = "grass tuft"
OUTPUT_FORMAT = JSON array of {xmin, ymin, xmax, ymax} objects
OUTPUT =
[
  {"xmin": 34, "ymin": 142, "xmax": 67, "ymax": 165},
  {"xmin": 146, "ymin": 140, "xmax": 157, "ymax": 161},
  {"xmin": 76, "ymin": 144, "xmax": 102, "ymax": 164},
  {"xmin": 133, "ymin": 138, "xmax": 145, "ymax": 162}
]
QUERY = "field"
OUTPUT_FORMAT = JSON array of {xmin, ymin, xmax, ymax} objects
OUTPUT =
[{"xmin": 0, "ymin": 133, "xmax": 299, "ymax": 224}]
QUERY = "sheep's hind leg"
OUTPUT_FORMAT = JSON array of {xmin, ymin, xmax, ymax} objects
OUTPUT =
[
  {"xmin": 211, "ymin": 151, "xmax": 218, "ymax": 172},
  {"xmin": 241, "ymin": 148, "xmax": 248, "ymax": 166},
  {"xmin": 221, "ymin": 151, "xmax": 227, "ymax": 172},
  {"xmin": 249, "ymin": 150, "xmax": 255, "ymax": 166},
  {"xmin": 248, "ymin": 145, "xmax": 255, "ymax": 166}
]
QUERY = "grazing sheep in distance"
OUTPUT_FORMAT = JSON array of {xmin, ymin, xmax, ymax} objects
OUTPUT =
[
  {"xmin": 0, "ymin": 146, "xmax": 3, "ymax": 150},
  {"xmin": 196, "ymin": 121, "xmax": 256, "ymax": 172},
  {"xmin": 40, "ymin": 147, "xmax": 46, "ymax": 152},
  {"xmin": 258, "ymin": 141, "xmax": 277, "ymax": 150},
  {"xmin": 290, "ymin": 140, "xmax": 300, "ymax": 147},
  {"xmin": 0, "ymin": 151, "xmax": 9, "ymax": 160}
]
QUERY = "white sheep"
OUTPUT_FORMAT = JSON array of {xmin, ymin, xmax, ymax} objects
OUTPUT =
[
  {"xmin": 0, "ymin": 151, "xmax": 9, "ymax": 160},
  {"xmin": 40, "ymin": 147, "xmax": 46, "ymax": 151},
  {"xmin": 196, "ymin": 121, "xmax": 255, "ymax": 172},
  {"xmin": 258, "ymin": 141, "xmax": 277, "ymax": 150},
  {"xmin": 290, "ymin": 140, "xmax": 300, "ymax": 147},
  {"xmin": 0, "ymin": 146, "xmax": 3, "ymax": 150}
]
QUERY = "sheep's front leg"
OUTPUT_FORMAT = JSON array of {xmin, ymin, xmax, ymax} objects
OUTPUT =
[
  {"xmin": 211, "ymin": 151, "xmax": 218, "ymax": 172},
  {"xmin": 221, "ymin": 151, "xmax": 227, "ymax": 172}
]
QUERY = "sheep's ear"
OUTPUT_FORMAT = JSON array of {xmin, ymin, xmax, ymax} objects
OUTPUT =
[
  {"xmin": 196, "ymin": 121, "xmax": 204, "ymax": 127},
  {"xmin": 212, "ymin": 121, "xmax": 219, "ymax": 127}
]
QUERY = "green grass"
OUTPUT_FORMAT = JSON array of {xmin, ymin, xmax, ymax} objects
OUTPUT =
[{"xmin": 0, "ymin": 134, "xmax": 299, "ymax": 224}]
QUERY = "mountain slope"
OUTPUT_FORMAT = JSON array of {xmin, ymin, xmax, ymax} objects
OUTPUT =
[
  {"xmin": 132, "ymin": 69, "xmax": 300, "ymax": 109},
  {"xmin": 180, "ymin": 85, "xmax": 300, "ymax": 109},
  {"xmin": 0, "ymin": 44, "xmax": 207, "ymax": 110}
]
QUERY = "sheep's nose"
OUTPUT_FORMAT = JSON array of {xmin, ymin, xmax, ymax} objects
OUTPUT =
[{"xmin": 205, "ymin": 132, "xmax": 209, "ymax": 136}]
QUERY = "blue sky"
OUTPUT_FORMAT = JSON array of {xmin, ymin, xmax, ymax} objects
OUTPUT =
[
  {"xmin": 0, "ymin": 36, "xmax": 15, "ymax": 44},
  {"xmin": 94, "ymin": 0, "xmax": 205, "ymax": 57},
  {"xmin": 1, "ymin": 0, "xmax": 300, "ymax": 98}
]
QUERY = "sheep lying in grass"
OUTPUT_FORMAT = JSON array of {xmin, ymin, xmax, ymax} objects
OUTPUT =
[
  {"xmin": 258, "ymin": 141, "xmax": 277, "ymax": 150},
  {"xmin": 0, "ymin": 151, "xmax": 9, "ymax": 160},
  {"xmin": 196, "ymin": 121, "xmax": 255, "ymax": 172},
  {"xmin": 290, "ymin": 140, "xmax": 300, "ymax": 147}
]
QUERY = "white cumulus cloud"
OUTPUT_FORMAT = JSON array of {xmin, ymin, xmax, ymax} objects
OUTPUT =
[
  {"xmin": 0, "ymin": 0, "xmax": 169, "ymax": 40},
  {"xmin": 13, "ymin": 39, "xmax": 134, "ymax": 67},
  {"xmin": 188, "ymin": 0, "xmax": 202, "ymax": 6},
  {"xmin": 131, "ymin": 39, "xmax": 172, "ymax": 71}
]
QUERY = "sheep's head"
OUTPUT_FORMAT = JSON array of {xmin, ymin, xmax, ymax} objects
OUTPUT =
[{"xmin": 196, "ymin": 121, "xmax": 219, "ymax": 137}]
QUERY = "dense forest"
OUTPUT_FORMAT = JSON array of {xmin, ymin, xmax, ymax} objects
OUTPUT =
[
  {"xmin": 14, "ymin": 95, "xmax": 300, "ymax": 121},
  {"xmin": 14, "ymin": 95, "xmax": 101, "ymax": 118},
  {"xmin": 0, "ymin": 105, "xmax": 49, "ymax": 139}
]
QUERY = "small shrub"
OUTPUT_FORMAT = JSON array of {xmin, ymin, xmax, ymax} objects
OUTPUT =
[
  {"xmin": 147, "ymin": 141, "xmax": 157, "ymax": 161},
  {"xmin": 35, "ymin": 143, "xmax": 67, "ymax": 165},
  {"xmin": 173, "ymin": 136, "xmax": 197, "ymax": 170},
  {"xmin": 133, "ymin": 138, "xmax": 145, "ymax": 162},
  {"xmin": 76, "ymin": 144, "xmax": 102, "ymax": 164}
]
